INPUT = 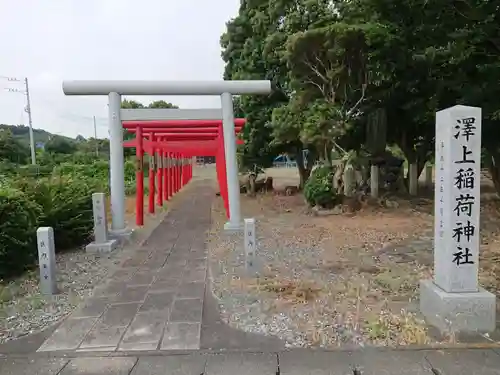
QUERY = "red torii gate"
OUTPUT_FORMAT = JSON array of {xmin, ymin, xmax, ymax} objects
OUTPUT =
[{"xmin": 122, "ymin": 119, "xmax": 246, "ymax": 226}]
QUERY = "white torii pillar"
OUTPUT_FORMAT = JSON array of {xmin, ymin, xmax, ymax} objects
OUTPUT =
[{"xmin": 62, "ymin": 80, "xmax": 272, "ymax": 234}]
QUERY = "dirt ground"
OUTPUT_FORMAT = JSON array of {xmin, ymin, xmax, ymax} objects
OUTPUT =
[{"xmin": 208, "ymin": 166, "xmax": 500, "ymax": 347}]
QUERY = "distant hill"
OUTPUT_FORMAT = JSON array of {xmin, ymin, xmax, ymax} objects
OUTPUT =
[{"xmin": 0, "ymin": 124, "xmax": 75, "ymax": 146}]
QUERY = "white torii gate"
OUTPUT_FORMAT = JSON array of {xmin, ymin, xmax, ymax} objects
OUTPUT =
[{"xmin": 62, "ymin": 80, "xmax": 272, "ymax": 236}]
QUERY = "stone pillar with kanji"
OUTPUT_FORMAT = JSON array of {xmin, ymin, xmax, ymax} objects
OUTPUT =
[{"xmin": 420, "ymin": 105, "xmax": 496, "ymax": 334}]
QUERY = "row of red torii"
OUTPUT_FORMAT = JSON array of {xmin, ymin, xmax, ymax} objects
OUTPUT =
[
  {"xmin": 62, "ymin": 80, "xmax": 272, "ymax": 237},
  {"xmin": 121, "ymin": 114, "xmax": 246, "ymax": 226}
]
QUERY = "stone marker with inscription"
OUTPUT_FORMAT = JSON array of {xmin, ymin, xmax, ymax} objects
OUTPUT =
[
  {"xmin": 244, "ymin": 218, "xmax": 257, "ymax": 274},
  {"xmin": 420, "ymin": 105, "xmax": 496, "ymax": 333},
  {"xmin": 37, "ymin": 227, "xmax": 58, "ymax": 295},
  {"xmin": 85, "ymin": 193, "xmax": 119, "ymax": 253}
]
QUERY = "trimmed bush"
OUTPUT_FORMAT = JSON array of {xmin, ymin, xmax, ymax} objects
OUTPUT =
[
  {"xmin": 1, "ymin": 158, "xmax": 143, "ymax": 278},
  {"xmin": 16, "ymin": 177, "xmax": 97, "ymax": 251},
  {"xmin": 0, "ymin": 187, "xmax": 41, "ymax": 279},
  {"xmin": 304, "ymin": 165, "xmax": 340, "ymax": 208}
]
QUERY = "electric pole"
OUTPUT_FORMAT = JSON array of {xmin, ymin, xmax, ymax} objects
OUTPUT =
[
  {"xmin": 25, "ymin": 78, "xmax": 36, "ymax": 165},
  {"xmin": 93, "ymin": 116, "xmax": 99, "ymax": 157},
  {"xmin": 2, "ymin": 75, "xmax": 36, "ymax": 164}
]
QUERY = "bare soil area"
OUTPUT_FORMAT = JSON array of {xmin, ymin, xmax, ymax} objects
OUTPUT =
[{"xmin": 208, "ymin": 167, "xmax": 500, "ymax": 348}]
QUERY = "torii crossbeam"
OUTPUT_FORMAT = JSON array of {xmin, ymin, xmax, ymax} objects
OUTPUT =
[{"xmin": 62, "ymin": 80, "xmax": 272, "ymax": 236}]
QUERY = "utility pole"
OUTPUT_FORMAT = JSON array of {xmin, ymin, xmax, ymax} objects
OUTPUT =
[
  {"xmin": 2, "ymin": 75, "xmax": 36, "ymax": 164},
  {"xmin": 24, "ymin": 78, "xmax": 36, "ymax": 165},
  {"xmin": 93, "ymin": 116, "xmax": 99, "ymax": 157}
]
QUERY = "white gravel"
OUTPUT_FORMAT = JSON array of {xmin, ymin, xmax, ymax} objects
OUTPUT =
[
  {"xmin": 0, "ymin": 249, "xmax": 121, "ymax": 343},
  {"xmin": 207, "ymin": 194, "xmax": 434, "ymax": 348}
]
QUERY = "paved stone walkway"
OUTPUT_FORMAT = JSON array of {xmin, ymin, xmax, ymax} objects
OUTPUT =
[
  {"xmin": 37, "ymin": 183, "xmax": 213, "ymax": 352},
  {"xmin": 2, "ymin": 348, "xmax": 500, "ymax": 374}
]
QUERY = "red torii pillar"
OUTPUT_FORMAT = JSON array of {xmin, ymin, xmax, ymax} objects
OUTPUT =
[
  {"xmin": 128, "ymin": 130, "xmax": 242, "ymax": 213},
  {"xmin": 123, "ymin": 119, "xmax": 245, "ymax": 226}
]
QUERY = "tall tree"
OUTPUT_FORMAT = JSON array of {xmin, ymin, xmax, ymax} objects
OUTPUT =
[
  {"xmin": 0, "ymin": 129, "xmax": 30, "ymax": 164},
  {"xmin": 221, "ymin": 0, "xmax": 338, "ymax": 184}
]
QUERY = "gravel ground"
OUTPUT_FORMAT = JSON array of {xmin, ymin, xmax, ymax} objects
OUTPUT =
[
  {"xmin": 0, "ymin": 250, "xmax": 120, "ymax": 343},
  {"xmin": 207, "ymin": 189, "xmax": 438, "ymax": 348},
  {"xmin": 0, "ymin": 196, "xmax": 169, "ymax": 344}
]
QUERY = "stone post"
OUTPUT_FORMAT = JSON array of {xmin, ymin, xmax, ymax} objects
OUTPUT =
[
  {"xmin": 37, "ymin": 227, "xmax": 57, "ymax": 295},
  {"xmin": 244, "ymin": 218, "xmax": 257, "ymax": 274},
  {"xmin": 408, "ymin": 163, "xmax": 418, "ymax": 195},
  {"xmin": 86, "ymin": 193, "xmax": 119, "ymax": 253},
  {"xmin": 424, "ymin": 163, "xmax": 433, "ymax": 188},
  {"xmin": 370, "ymin": 165, "xmax": 379, "ymax": 198},
  {"xmin": 420, "ymin": 105, "xmax": 496, "ymax": 333},
  {"xmin": 344, "ymin": 165, "xmax": 355, "ymax": 197}
]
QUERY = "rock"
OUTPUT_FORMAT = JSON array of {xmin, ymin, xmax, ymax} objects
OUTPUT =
[
  {"xmin": 312, "ymin": 205, "xmax": 343, "ymax": 216},
  {"xmin": 384, "ymin": 199, "xmax": 400, "ymax": 209},
  {"xmin": 284, "ymin": 185, "xmax": 298, "ymax": 196}
]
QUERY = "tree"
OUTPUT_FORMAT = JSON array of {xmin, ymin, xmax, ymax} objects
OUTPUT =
[
  {"xmin": 148, "ymin": 100, "xmax": 178, "ymax": 109},
  {"xmin": 282, "ymin": 23, "xmax": 379, "ymax": 161},
  {"xmin": 44, "ymin": 137, "xmax": 77, "ymax": 154},
  {"xmin": 0, "ymin": 129, "xmax": 30, "ymax": 164},
  {"xmin": 121, "ymin": 99, "xmax": 145, "ymax": 109},
  {"xmin": 121, "ymin": 99, "xmax": 179, "ymax": 157},
  {"xmin": 221, "ymin": 0, "xmax": 338, "ymax": 185},
  {"xmin": 343, "ymin": 0, "xmax": 500, "ymax": 192},
  {"xmin": 221, "ymin": 1, "xmax": 287, "ymax": 173}
]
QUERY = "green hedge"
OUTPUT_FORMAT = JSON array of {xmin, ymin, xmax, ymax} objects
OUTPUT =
[
  {"xmin": 0, "ymin": 159, "xmax": 140, "ymax": 280},
  {"xmin": 0, "ymin": 187, "xmax": 41, "ymax": 278}
]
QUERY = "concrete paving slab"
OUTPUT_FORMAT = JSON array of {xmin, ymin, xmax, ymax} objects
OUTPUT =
[
  {"xmin": 100, "ymin": 303, "xmax": 140, "ymax": 326},
  {"xmin": 349, "ymin": 350, "xmax": 433, "ymax": 375},
  {"xmin": 71, "ymin": 297, "xmax": 110, "ymax": 319},
  {"xmin": 119, "ymin": 312, "xmax": 167, "ymax": 350},
  {"xmin": 157, "ymin": 266, "xmax": 185, "ymax": 280},
  {"xmin": 60, "ymin": 357, "xmax": 137, "ymax": 375},
  {"xmin": 79, "ymin": 323, "xmax": 127, "ymax": 350},
  {"xmin": 109, "ymin": 269, "xmax": 135, "ymax": 282},
  {"xmin": 142, "ymin": 259, "xmax": 168, "ymax": 271},
  {"xmin": 128, "ymin": 272, "xmax": 156, "ymax": 286},
  {"xmin": 130, "ymin": 355, "xmax": 206, "ymax": 375},
  {"xmin": 118, "ymin": 342, "xmax": 159, "ymax": 351},
  {"xmin": 37, "ymin": 317, "xmax": 98, "ymax": 352},
  {"xmin": 204, "ymin": 353, "xmax": 277, "ymax": 375},
  {"xmin": 149, "ymin": 279, "xmax": 180, "ymax": 292},
  {"xmin": 279, "ymin": 351, "xmax": 354, "ymax": 375},
  {"xmin": 161, "ymin": 323, "xmax": 201, "ymax": 350},
  {"xmin": 177, "ymin": 282, "xmax": 205, "ymax": 299},
  {"xmin": 425, "ymin": 349, "xmax": 500, "ymax": 374},
  {"xmin": 169, "ymin": 298, "xmax": 203, "ymax": 322},
  {"xmin": 139, "ymin": 291, "xmax": 175, "ymax": 312},
  {"xmin": 93, "ymin": 281, "xmax": 124, "ymax": 297},
  {"xmin": 0, "ymin": 357, "xmax": 69, "ymax": 375},
  {"xmin": 121, "ymin": 255, "xmax": 150, "ymax": 268},
  {"xmin": 167, "ymin": 259, "xmax": 188, "ymax": 268},
  {"xmin": 181, "ymin": 268, "xmax": 206, "ymax": 283},
  {"xmin": 113, "ymin": 286, "xmax": 149, "ymax": 304},
  {"xmin": 186, "ymin": 259, "xmax": 206, "ymax": 270}
]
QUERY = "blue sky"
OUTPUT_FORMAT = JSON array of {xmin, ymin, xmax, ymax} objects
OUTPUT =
[{"xmin": 0, "ymin": 0, "xmax": 239, "ymax": 138}]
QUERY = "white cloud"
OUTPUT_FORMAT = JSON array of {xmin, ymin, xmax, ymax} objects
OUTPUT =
[{"xmin": 0, "ymin": 0, "xmax": 239, "ymax": 138}]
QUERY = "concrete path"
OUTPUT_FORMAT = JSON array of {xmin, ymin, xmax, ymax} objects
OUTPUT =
[
  {"xmin": 2, "ymin": 348, "xmax": 500, "ymax": 374},
  {"xmin": 30, "ymin": 181, "xmax": 281, "ymax": 354}
]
